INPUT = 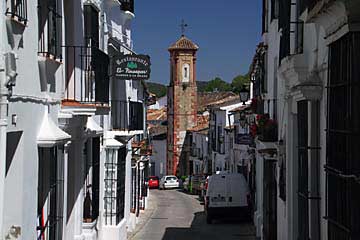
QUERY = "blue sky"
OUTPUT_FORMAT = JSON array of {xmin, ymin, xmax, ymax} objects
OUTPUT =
[{"xmin": 132, "ymin": 0, "xmax": 262, "ymax": 84}]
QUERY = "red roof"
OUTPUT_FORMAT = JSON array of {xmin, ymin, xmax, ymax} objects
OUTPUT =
[{"xmin": 168, "ymin": 35, "xmax": 199, "ymax": 51}]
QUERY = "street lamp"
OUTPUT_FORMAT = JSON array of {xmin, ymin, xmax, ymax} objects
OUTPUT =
[{"xmin": 239, "ymin": 87, "xmax": 250, "ymax": 105}]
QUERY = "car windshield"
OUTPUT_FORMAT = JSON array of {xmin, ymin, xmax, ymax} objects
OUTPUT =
[
  {"xmin": 166, "ymin": 176, "xmax": 177, "ymax": 181},
  {"xmin": 149, "ymin": 177, "xmax": 158, "ymax": 180}
]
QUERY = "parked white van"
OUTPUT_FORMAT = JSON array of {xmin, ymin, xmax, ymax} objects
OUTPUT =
[{"xmin": 204, "ymin": 173, "xmax": 251, "ymax": 223}]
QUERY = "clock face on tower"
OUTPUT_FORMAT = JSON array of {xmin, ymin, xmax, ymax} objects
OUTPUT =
[{"xmin": 182, "ymin": 63, "xmax": 190, "ymax": 83}]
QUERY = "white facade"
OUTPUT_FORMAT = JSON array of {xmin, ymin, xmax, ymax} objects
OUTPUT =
[
  {"xmin": 0, "ymin": 0, "xmax": 150, "ymax": 239},
  {"xmin": 150, "ymin": 138, "xmax": 167, "ymax": 178},
  {"xmin": 148, "ymin": 95, "xmax": 167, "ymax": 110},
  {"xmin": 253, "ymin": 1, "xmax": 360, "ymax": 239},
  {"xmin": 190, "ymin": 130, "xmax": 208, "ymax": 175}
]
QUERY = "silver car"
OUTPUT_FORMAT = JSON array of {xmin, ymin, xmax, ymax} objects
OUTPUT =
[{"xmin": 159, "ymin": 175, "xmax": 179, "ymax": 190}]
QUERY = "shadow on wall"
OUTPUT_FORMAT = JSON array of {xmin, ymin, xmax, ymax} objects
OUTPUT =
[{"xmin": 161, "ymin": 211, "xmax": 256, "ymax": 240}]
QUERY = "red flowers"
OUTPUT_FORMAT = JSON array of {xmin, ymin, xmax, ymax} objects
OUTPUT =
[{"xmin": 251, "ymin": 114, "xmax": 278, "ymax": 141}]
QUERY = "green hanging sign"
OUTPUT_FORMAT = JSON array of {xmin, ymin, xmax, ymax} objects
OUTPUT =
[{"xmin": 112, "ymin": 54, "xmax": 151, "ymax": 80}]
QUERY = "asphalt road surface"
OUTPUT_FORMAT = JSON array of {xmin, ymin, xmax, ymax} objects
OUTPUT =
[{"xmin": 130, "ymin": 189, "xmax": 256, "ymax": 240}]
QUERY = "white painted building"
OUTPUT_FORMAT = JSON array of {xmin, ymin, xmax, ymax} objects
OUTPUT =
[
  {"xmin": 0, "ymin": 0, "xmax": 151, "ymax": 239},
  {"xmin": 252, "ymin": 1, "xmax": 360, "ymax": 239},
  {"xmin": 207, "ymin": 98, "xmax": 245, "ymax": 173},
  {"xmin": 149, "ymin": 126, "xmax": 167, "ymax": 178},
  {"xmin": 148, "ymin": 95, "xmax": 167, "ymax": 110},
  {"xmin": 189, "ymin": 128, "xmax": 208, "ymax": 175}
]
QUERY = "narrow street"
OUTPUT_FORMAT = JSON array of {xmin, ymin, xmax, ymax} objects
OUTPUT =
[{"xmin": 130, "ymin": 189, "xmax": 256, "ymax": 240}]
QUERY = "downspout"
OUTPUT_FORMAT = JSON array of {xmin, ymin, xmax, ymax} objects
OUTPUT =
[{"xmin": 0, "ymin": 0, "xmax": 8, "ymax": 237}]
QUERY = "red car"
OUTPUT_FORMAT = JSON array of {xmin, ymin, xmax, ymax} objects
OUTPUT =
[{"xmin": 148, "ymin": 176, "xmax": 159, "ymax": 189}]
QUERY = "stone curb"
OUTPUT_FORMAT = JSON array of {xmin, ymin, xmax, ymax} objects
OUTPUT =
[{"xmin": 127, "ymin": 193, "xmax": 157, "ymax": 240}]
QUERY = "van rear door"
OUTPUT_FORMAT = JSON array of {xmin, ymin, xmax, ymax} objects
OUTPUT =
[{"xmin": 208, "ymin": 175, "xmax": 227, "ymax": 207}]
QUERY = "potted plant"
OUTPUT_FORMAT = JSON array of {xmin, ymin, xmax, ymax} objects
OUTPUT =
[{"xmin": 255, "ymin": 114, "xmax": 278, "ymax": 142}]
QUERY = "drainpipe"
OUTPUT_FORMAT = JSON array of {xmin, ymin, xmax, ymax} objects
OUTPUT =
[{"xmin": 0, "ymin": 0, "xmax": 8, "ymax": 237}]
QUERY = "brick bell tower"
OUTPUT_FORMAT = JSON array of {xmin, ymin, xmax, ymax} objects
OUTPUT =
[{"xmin": 167, "ymin": 34, "xmax": 199, "ymax": 176}]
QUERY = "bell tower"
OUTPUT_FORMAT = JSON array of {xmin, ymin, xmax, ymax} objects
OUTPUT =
[{"xmin": 167, "ymin": 35, "xmax": 199, "ymax": 176}]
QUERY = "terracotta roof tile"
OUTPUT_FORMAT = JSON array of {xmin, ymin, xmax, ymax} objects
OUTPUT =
[
  {"xmin": 168, "ymin": 36, "xmax": 199, "ymax": 51},
  {"xmin": 147, "ymin": 107, "xmax": 167, "ymax": 121}
]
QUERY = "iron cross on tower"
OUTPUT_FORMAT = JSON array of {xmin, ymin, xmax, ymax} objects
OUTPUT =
[{"xmin": 180, "ymin": 19, "xmax": 188, "ymax": 36}]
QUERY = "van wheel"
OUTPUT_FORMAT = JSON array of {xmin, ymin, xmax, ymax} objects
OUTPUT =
[{"xmin": 206, "ymin": 214, "xmax": 212, "ymax": 224}]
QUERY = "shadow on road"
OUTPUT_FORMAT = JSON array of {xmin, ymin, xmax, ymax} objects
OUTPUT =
[
  {"xmin": 176, "ymin": 189, "xmax": 205, "ymax": 204},
  {"xmin": 161, "ymin": 211, "xmax": 256, "ymax": 240}
]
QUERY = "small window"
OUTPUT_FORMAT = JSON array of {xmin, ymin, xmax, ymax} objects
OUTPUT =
[{"xmin": 182, "ymin": 64, "xmax": 190, "ymax": 83}]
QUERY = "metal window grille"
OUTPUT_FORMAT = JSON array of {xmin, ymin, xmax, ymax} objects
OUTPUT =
[
  {"xmin": 290, "ymin": 0, "xmax": 304, "ymax": 55},
  {"xmin": 116, "ymin": 147, "xmax": 126, "ymax": 224},
  {"xmin": 83, "ymin": 138, "xmax": 100, "ymax": 222},
  {"xmin": 37, "ymin": 147, "xmax": 64, "ymax": 240},
  {"xmin": 297, "ymin": 100, "xmax": 309, "ymax": 239},
  {"xmin": 5, "ymin": 0, "xmax": 28, "ymax": 23},
  {"xmin": 63, "ymin": 46, "xmax": 109, "ymax": 104},
  {"xmin": 104, "ymin": 149, "xmax": 116, "ymax": 225},
  {"xmin": 38, "ymin": 0, "xmax": 62, "ymax": 59},
  {"xmin": 131, "ymin": 166, "xmax": 137, "ymax": 213},
  {"xmin": 326, "ymin": 32, "xmax": 360, "ymax": 240}
]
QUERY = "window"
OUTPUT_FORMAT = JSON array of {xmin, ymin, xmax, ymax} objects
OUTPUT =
[
  {"xmin": 5, "ymin": 0, "xmax": 28, "ymax": 23},
  {"xmin": 131, "ymin": 166, "xmax": 136, "ymax": 213},
  {"xmin": 326, "ymin": 32, "xmax": 360, "ymax": 240},
  {"xmin": 217, "ymin": 125, "xmax": 224, "ymax": 154},
  {"xmin": 279, "ymin": 0, "xmax": 291, "ymax": 62},
  {"xmin": 270, "ymin": 0, "xmax": 279, "ymax": 21},
  {"xmin": 84, "ymin": 4, "xmax": 99, "ymax": 48},
  {"xmin": 83, "ymin": 138, "xmax": 100, "ymax": 223},
  {"xmin": 104, "ymin": 149, "xmax": 116, "ymax": 225},
  {"xmin": 297, "ymin": 100, "xmax": 309, "ymax": 239},
  {"xmin": 182, "ymin": 64, "xmax": 190, "ymax": 83},
  {"xmin": 37, "ymin": 146, "xmax": 64, "ymax": 240},
  {"xmin": 119, "ymin": 0, "xmax": 134, "ymax": 13},
  {"xmin": 278, "ymin": 155, "xmax": 286, "ymax": 201},
  {"xmin": 129, "ymin": 101, "xmax": 144, "ymax": 131},
  {"xmin": 104, "ymin": 147, "xmax": 126, "ymax": 225},
  {"xmin": 116, "ymin": 147, "xmax": 126, "ymax": 223},
  {"xmin": 38, "ymin": 0, "xmax": 62, "ymax": 59},
  {"xmin": 262, "ymin": 0, "xmax": 268, "ymax": 33},
  {"xmin": 291, "ymin": 0, "xmax": 304, "ymax": 55}
]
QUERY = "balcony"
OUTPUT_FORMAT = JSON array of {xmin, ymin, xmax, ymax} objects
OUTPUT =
[
  {"xmin": 111, "ymin": 101, "xmax": 144, "ymax": 131},
  {"xmin": 63, "ymin": 46, "xmax": 109, "ymax": 105},
  {"xmin": 5, "ymin": 0, "xmax": 28, "ymax": 23},
  {"xmin": 119, "ymin": 0, "xmax": 134, "ymax": 13},
  {"xmin": 38, "ymin": 6, "xmax": 62, "ymax": 60}
]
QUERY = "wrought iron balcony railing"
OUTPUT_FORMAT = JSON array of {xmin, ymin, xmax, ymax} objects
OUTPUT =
[
  {"xmin": 5, "ymin": 0, "xmax": 28, "ymax": 23},
  {"xmin": 111, "ymin": 101, "xmax": 144, "ymax": 131},
  {"xmin": 38, "ymin": 6, "xmax": 62, "ymax": 59},
  {"xmin": 63, "ymin": 46, "xmax": 109, "ymax": 104}
]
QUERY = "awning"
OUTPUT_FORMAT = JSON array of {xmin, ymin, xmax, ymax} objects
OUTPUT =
[
  {"xmin": 37, "ymin": 110, "xmax": 71, "ymax": 147},
  {"xmin": 86, "ymin": 117, "xmax": 103, "ymax": 136},
  {"xmin": 104, "ymin": 138, "xmax": 123, "ymax": 149}
]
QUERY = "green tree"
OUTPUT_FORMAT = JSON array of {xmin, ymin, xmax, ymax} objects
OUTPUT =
[
  {"xmin": 231, "ymin": 74, "xmax": 250, "ymax": 93},
  {"xmin": 204, "ymin": 77, "xmax": 232, "ymax": 92}
]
